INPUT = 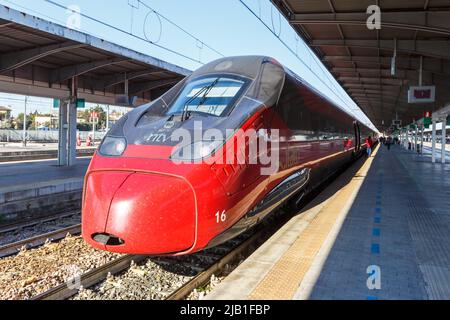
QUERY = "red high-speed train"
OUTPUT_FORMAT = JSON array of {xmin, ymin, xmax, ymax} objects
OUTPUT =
[{"xmin": 82, "ymin": 56, "xmax": 375, "ymax": 255}]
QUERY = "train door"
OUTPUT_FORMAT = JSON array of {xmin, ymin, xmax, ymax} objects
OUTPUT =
[
  {"xmin": 354, "ymin": 121, "xmax": 361, "ymax": 153},
  {"xmin": 357, "ymin": 122, "xmax": 362, "ymax": 152}
]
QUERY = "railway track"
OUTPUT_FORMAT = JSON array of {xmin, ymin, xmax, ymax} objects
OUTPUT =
[
  {"xmin": 0, "ymin": 224, "xmax": 81, "ymax": 258},
  {"xmin": 0, "ymin": 211, "xmax": 82, "ymax": 258},
  {"xmin": 0, "ymin": 211, "xmax": 80, "ymax": 236},
  {"xmin": 29, "ymin": 156, "xmax": 366, "ymax": 301},
  {"xmin": 31, "ymin": 209, "xmax": 289, "ymax": 301}
]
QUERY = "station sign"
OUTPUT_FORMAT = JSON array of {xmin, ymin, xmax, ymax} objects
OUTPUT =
[
  {"xmin": 408, "ymin": 86, "xmax": 436, "ymax": 103},
  {"xmin": 52, "ymin": 98, "xmax": 85, "ymax": 109},
  {"xmin": 53, "ymin": 99, "xmax": 60, "ymax": 109},
  {"xmin": 76, "ymin": 98, "xmax": 86, "ymax": 109},
  {"xmin": 424, "ymin": 118, "xmax": 431, "ymax": 126}
]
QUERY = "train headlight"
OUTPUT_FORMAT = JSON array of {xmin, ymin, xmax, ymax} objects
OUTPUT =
[
  {"xmin": 99, "ymin": 136, "xmax": 127, "ymax": 157},
  {"xmin": 171, "ymin": 140, "xmax": 223, "ymax": 161}
]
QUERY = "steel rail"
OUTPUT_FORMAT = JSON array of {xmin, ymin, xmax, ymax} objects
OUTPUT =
[
  {"xmin": 0, "ymin": 224, "xmax": 81, "ymax": 258},
  {"xmin": 32, "ymin": 254, "xmax": 147, "ymax": 300},
  {"xmin": 0, "ymin": 211, "xmax": 80, "ymax": 235}
]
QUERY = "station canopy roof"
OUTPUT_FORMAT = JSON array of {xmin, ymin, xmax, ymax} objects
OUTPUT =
[
  {"xmin": 0, "ymin": 5, "xmax": 191, "ymax": 106},
  {"xmin": 272, "ymin": 0, "xmax": 450, "ymax": 131}
]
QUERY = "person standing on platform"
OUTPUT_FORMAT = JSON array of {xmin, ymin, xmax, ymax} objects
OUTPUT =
[
  {"xmin": 386, "ymin": 136, "xmax": 392, "ymax": 151},
  {"xmin": 365, "ymin": 135, "xmax": 373, "ymax": 157}
]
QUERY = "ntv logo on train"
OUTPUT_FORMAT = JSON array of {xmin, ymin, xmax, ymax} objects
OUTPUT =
[{"xmin": 166, "ymin": 121, "xmax": 281, "ymax": 176}]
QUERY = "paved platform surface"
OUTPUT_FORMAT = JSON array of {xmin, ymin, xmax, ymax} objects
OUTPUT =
[
  {"xmin": 0, "ymin": 158, "xmax": 90, "ymax": 190},
  {"xmin": 207, "ymin": 144, "xmax": 450, "ymax": 300}
]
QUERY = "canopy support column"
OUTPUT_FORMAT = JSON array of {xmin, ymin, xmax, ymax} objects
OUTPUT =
[
  {"xmin": 67, "ymin": 77, "xmax": 78, "ymax": 166},
  {"xmin": 58, "ymin": 99, "xmax": 68, "ymax": 166},
  {"xmin": 442, "ymin": 119, "xmax": 447, "ymax": 164},
  {"xmin": 432, "ymin": 120, "xmax": 437, "ymax": 163}
]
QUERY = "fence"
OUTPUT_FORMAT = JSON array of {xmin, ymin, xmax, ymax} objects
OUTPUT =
[{"xmin": 0, "ymin": 130, "xmax": 106, "ymax": 142}]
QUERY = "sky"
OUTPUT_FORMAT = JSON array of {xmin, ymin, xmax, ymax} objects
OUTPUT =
[{"xmin": 0, "ymin": 0, "xmax": 377, "ymax": 131}]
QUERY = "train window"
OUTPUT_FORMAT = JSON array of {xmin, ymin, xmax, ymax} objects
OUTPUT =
[
  {"xmin": 274, "ymin": 76, "xmax": 307, "ymax": 131},
  {"xmin": 167, "ymin": 76, "xmax": 249, "ymax": 117}
]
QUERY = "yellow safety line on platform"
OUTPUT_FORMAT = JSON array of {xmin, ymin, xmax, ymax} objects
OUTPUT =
[{"xmin": 248, "ymin": 146, "xmax": 380, "ymax": 300}]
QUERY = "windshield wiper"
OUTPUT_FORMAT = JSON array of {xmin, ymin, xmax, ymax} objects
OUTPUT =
[{"xmin": 181, "ymin": 77, "xmax": 221, "ymax": 121}]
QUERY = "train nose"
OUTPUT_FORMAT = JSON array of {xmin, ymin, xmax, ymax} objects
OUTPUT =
[{"xmin": 82, "ymin": 171, "xmax": 197, "ymax": 255}]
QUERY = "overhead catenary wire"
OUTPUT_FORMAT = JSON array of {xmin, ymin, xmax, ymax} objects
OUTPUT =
[
  {"xmin": 137, "ymin": 0, "xmax": 224, "ymax": 58},
  {"xmin": 43, "ymin": 0, "xmax": 223, "ymax": 65}
]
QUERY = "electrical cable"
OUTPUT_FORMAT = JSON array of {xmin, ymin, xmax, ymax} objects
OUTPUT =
[
  {"xmin": 137, "ymin": 0, "xmax": 224, "ymax": 58},
  {"xmin": 43, "ymin": 0, "xmax": 222, "ymax": 65},
  {"xmin": 238, "ymin": 0, "xmax": 376, "ymax": 130}
]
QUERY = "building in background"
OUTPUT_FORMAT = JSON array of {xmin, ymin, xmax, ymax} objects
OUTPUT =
[
  {"xmin": 0, "ymin": 106, "xmax": 12, "ymax": 128},
  {"xmin": 34, "ymin": 115, "xmax": 54, "ymax": 130}
]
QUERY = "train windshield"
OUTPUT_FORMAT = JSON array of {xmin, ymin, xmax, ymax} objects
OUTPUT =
[{"xmin": 167, "ymin": 76, "xmax": 248, "ymax": 117}]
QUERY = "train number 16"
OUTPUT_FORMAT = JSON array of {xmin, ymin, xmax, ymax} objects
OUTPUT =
[{"xmin": 215, "ymin": 210, "xmax": 227, "ymax": 224}]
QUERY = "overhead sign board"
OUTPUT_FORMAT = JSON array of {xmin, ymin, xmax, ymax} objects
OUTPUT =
[
  {"xmin": 76, "ymin": 98, "xmax": 86, "ymax": 109},
  {"xmin": 53, "ymin": 98, "xmax": 85, "ymax": 109},
  {"xmin": 408, "ymin": 86, "xmax": 436, "ymax": 103}
]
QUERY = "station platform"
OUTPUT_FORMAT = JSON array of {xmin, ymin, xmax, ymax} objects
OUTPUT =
[
  {"xmin": 0, "ymin": 158, "xmax": 90, "ymax": 223},
  {"xmin": 0, "ymin": 143, "xmax": 96, "ymax": 162},
  {"xmin": 207, "ymin": 144, "xmax": 450, "ymax": 300}
]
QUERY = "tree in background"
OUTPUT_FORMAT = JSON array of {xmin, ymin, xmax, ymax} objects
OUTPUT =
[
  {"xmin": 14, "ymin": 112, "xmax": 35, "ymax": 130},
  {"xmin": 80, "ymin": 105, "xmax": 107, "ymax": 130}
]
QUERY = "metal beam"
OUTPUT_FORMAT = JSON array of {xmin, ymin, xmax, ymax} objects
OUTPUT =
[
  {"xmin": 334, "ymin": 67, "xmax": 422, "ymax": 76},
  {"xmin": 100, "ymin": 70, "xmax": 167, "ymax": 89},
  {"xmin": 340, "ymin": 77, "xmax": 407, "ymax": 86},
  {"xmin": 343, "ymin": 83, "xmax": 402, "ymax": 91},
  {"xmin": 349, "ymin": 89, "xmax": 400, "ymax": 98},
  {"xmin": 327, "ymin": 55, "xmax": 450, "ymax": 76},
  {"xmin": 351, "ymin": 93, "xmax": 404, "ymax": 101},
  {"xmin": 310, "ymin": 39, "xmax": 450, "ymax": 61},
  {"xmin": 129, "ymin": 78, "xmax": 179, "ymax": 96},
  {"xmin": 291, "ymin": 11, "xmax": 450, "ymax": 36},
  {"xmin": 50, "ymin": 58, "xmax": 127, "ymax": 83},
  {"xmin": 332, "ymin": 56, "xmax": 450, "ymax": 76},
  {"xmin": 0, "ymin": 21, "xmax": 13, "ymax": 28},
  {"xmin": 0, "ymin": 5, "xmax": 191, "ymax": 77},
  {"xmin": 336, "ymin": 69, "xmax": 450, "ymax": 87},
  {"xmin": 0, "ymin": 41, "xmax": 85, "ymax": 73}
]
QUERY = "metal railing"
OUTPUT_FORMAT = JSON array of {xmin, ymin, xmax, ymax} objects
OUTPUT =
[{"xmin": 0, "ymin": 130, "xmax": 106, "ymax": 142}]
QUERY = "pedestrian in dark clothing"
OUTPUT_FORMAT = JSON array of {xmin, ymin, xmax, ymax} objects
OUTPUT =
[{"xmin": 386, "ymin": 136, "xmax": 392, "ymax": 150}]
